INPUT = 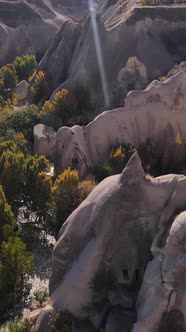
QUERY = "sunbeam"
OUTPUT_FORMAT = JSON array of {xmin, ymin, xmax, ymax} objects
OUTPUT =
[{"xmin": 88, "ymin": 0, "xmax": 109, "ymax": 108}]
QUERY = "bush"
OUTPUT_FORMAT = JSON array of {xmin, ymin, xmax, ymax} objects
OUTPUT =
[
  {"xmin": 0, "ymin": 185, "xmax": 15, "ymax": 244},
  {"xmin": 29, "ymin": 71, "xmax": 49, "ymax": 104},
  {"xmin": 0, "ymin": 236, "xmax": 33, "ymax": 312},
  {"xmin": 39, "ymin": 88, "xmax": 75, "ymax": 128},
  {"xmin": 110, "ymin": 144, "xmax": 136, "ymax": 174},
  {"xmin": 50, "ymin": 168, "xmax": 96, "ymax": 238},
  {"xmin": 14, "ymin": 55, "xmax": 37, "ymax": 81},
  {"xmin": 52, "ymin": 167, "xmax": 80, "ymax": 238},
  {"xmin": 78, "ymin": 180, "xmax": 96, "ymax": 201},
  {"xmin": 34, "ymin": 288, "xmax": 48, "ymax": 307},
  {"xmin": 8, "ymin": 320, "xmax": 26, "ymax": 332},
  {"xmin": 39, "ymin": 86, "xmax": 92, "ymax": 128},
  {"xmin": 94, "ymin": 144, "xmax": 136, "ymax": 182},
  {"xmin": 4, "ymin": 104, "xmax": 39, "ymax": 142},
  {"xmin": 0, "ymin": 64, "xmax": 18, "ymax": 91},
  {"xmin": 94, "ymin": 164, "xmax": 112, "ymax": 182}
]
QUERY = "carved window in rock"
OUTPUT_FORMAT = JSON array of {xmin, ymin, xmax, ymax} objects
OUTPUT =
[
  {"xmin": 135, "ymin": 269, "xmax": 139, "ymax": 282},
  {"xmin": 122, "ymin": 264, "xmax": 140, "ymax": 285},
  {"xmin": 123, "ymin": 269, "xmax": 130, "ymax": 281}
]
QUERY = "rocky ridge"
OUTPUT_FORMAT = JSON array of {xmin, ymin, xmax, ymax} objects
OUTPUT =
[
  {"xmin": 34, "ymin": 70, "xmax": 186, "ymax": 176},
  {"xmin": 37, "ymin": 3, "xmax": 186, "ymax": 108},
  {"xmin": 0, "ymin": 0, "xmax": 103, "ymax": 66},
  {"xmin": 26, "ymin": 152, "xmax": 186, "ymax": 331}
]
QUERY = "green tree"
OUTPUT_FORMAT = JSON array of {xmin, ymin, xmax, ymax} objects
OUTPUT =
[
  {"xmin": 0, "ymin": 185, "xmax": 14, "ymax": 243},
  {"xmin": 14, "ymin": 54, "xmax": 37, "ymax": 81},
  {"xmin": 0, "ymin": 64, "xmax": 18, "ymax": 90},
  {"xmin": 0, "ymin": 236, "xmax": 33, "ymax": 311},
  {"xmin": 5, "ymin": 104, "xmax": 39, "ymax": 142},
  {"xmin": 0, "ymin": 140, "xmax": 19, "ymax": 155},
  {"xmin": 8, "ymin": 320, "xmax": 26, "ymax": 332},
  {"xmin": 0, "ymin": 151, "xmax": 25, "ymax": 212}
]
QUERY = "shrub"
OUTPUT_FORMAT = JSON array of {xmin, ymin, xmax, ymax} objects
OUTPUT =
[
  {"xmin": 0, "ymin": 64, "xmax": 18, "ymax": 90},
  {"xmin": 39, "ymin": 86, "xmax": 92, "ymax": 128},
  {"xmin": 52, "ymin": 167, "xmax": 80, "ymax": 238},
  {"xmin": 0, "ymin": 236, "xmax": 33, "ymax": 311},
  {"xmin": 29, "ymin": 71, "xmax": 49, "ymax": 104},
  {"xmin": 94, "ymin": 164, "xmax": 112, "ymax": 182},
  {"xmin": 110, "ymin": 145, "xmax": 125, "ymax": 174},
  {"xmin": 14, "ymin": 54, "xmax": 37, "ymax": 81},
  {"xmin": 39, "ymin": 88, "xmax": 75, "ymax": 128},
  {"xmin": 94, "ymin": 144, "xmax": 136, "ymax": 182},
  {"xmin": 5, "ymin": 104, "xmax": 39, "ymax": 142},
  {"xmin": 110, "ymin": 144, "xmax": 136, "ymax": 174},
  {"xmin": 8, "ymin": 320, "xmax": 26, "ymax": 332},
  {"xmin": 78, "ymin": 180, "xmax": 96, "ymax": 201},
  {"xmin": 0, "ymin": 185, "xmax": 15, "ymax": 244},
  {"xmin": 34, "ymin": 288, "xmax": 48, "ymax": 307}
]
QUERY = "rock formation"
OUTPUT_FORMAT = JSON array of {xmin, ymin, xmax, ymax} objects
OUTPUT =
[
  {"xmin": 13, "ymin": 80, "xmax": 29, "ymax": 101},
  {"xmin": 38, "ymin": 3, "xmax": 186, "ymax": 107},
  {"xmin": 34, "ymin": 124, "xmax": 56, "ymax": 159},
  {"xmin": 34, "ymin": 71, "xmax": 186, "ymax": 176},
  {"xmin": 27, "ymin": 152, "xmax": 186, "ymax": 331},
  {"xmin": 0, "ymin": 0, "xmax": 99, "ymax": 66},
  {"xmin": 114, "ymin": 56, "xmax": 148, "ymax": 106}
]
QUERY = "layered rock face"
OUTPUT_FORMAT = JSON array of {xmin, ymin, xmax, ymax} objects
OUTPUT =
[
  {"xmin": 0, "ymin": 0, "xmax": 98, "ymax": 66},
  {"xmin": 29, "ymin": 152, "xmax": 186, "ymax": 331},
  {"xmin": 38, "ymin": 3, "xmax": 186, "ymax": 107},
  {"xmin": 34, "ymin": 71, "xmax": 186, "ymax": 176},
  {"xmin": 0, "ymin": 0, "xmax": 58, "ymax": 66}
]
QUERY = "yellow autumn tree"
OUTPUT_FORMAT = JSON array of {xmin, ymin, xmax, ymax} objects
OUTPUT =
[{"xmin": 52, "ymin": 167, "xmax": 80, "ymax": 237}]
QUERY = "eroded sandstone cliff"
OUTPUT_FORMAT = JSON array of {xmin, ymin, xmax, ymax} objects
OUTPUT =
[{"xmin": 26, "ymin": 152, "xmax": 186, "ymax": 331}]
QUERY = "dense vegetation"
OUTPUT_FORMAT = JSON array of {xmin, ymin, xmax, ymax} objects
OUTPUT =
[{"xmin": 0, "ymin": 55, "xmax": 95, "ymax": 324}]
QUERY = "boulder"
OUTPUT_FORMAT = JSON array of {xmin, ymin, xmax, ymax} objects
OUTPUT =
[
  {"xmin": 133, "ymin": 211, "xmax": 186, "ymax": 332},
  {"xmin": 13, "ymin": 80, "xmax": 29, "ymax": 101},
  {"xmin": 34, "ymin": 124, "xmax": 56, "ymax": 159},
  {"xmin": 114, "ymin": 57, "xmax": 148, "ymax": 106},
  {"xmin": 30, "ymin": 152, "xmax": 186, "ymax": 331},
  {"xmin": 50, "ymin": 153, "xmax": 186, "ymax": 326}
]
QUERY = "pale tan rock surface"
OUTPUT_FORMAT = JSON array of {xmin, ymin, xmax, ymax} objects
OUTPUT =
[
  {"xmin": 30, "ymin": 152, "xmax": 186, "ymax": 331},
  {"xmin": 34, "ymin": 124, "xmax": 56, "ymax": 159},
  {"xmin": 34, "ymin": 71, "xmax": 186, "ymax": 176},
  {"xmin": 0, "ymin": 0, "xmax": 101, "ymax": 66},
  {"xmin": 13, "ymin": 80, "xmax": 29, "ymax": 101},
  {"xmin": 40, "ymin": 4, "xmax": 186, "ymax": 107},
  {"xmin": 114, "ymin": 56, "xmax": 148, "ymax": 106}
]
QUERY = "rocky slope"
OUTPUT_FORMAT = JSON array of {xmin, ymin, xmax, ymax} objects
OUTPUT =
[
  {"xmin": 37, "ymin": 2, "xmax": 186, "ymax": 108},
  {"xmin": 26, "ymin": 152, "xmax": 186, "ymax": 331},
  {"xmin": 34, "ymin": 70, "xmax": 186, "ymax": 176},
  {"xmin": 0, "ymin": 0, "xmax": 103, "ymax": 66}
]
